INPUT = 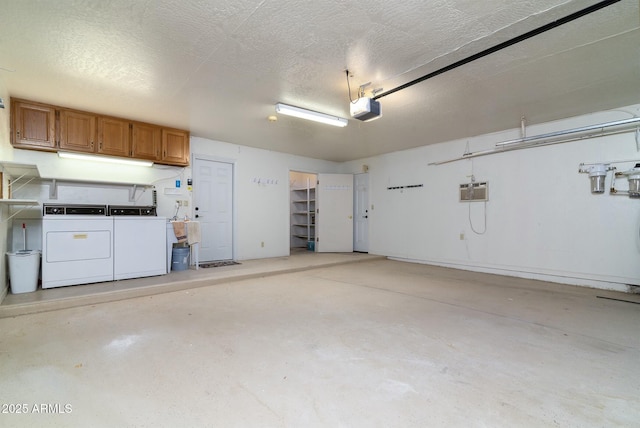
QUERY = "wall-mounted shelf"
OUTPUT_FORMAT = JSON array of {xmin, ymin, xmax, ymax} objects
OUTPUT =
[
  {"xmin": 1, "ymin": 162, "xmax": 40, "ymax": 179},
  {"xmin": 41, "ymin": 178, "xmax": 153, "ymax": 201},
  {"xmin": 0, "ymin": 161, "xmax": 153, "ymax": 202},
  {"xmin": 0, "ymin": 199, "xmax": 40, "ymax": 222},
  {"xmin": 0, "ymin": 163, "xmax": 41, "ymax": 221},
  {"xmin": 0, "ymin": 199, "xmax": 39, "ymax": 205},
  {"xmin": 1, "ymin": 162, "xmax": 40, "ymax": 197}
]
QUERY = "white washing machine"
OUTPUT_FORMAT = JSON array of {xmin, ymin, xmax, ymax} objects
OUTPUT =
[
  {"xmin": 110, "ymin": 206, "xmax": 167, "ymax": 280},
  {"xmin": 42, "ymin": 204, "xmax": 114, "ymax": 288}
]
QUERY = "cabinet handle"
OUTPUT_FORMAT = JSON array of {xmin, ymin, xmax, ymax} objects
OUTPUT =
[{"xmin": 99, "ymin": 142, "xmax": 102, "ymax": 150}]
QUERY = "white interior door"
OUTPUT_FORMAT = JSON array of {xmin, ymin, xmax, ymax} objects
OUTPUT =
[
  {"xmin": 354, "ymin": 173, "xmax": 369, "ymax": 252},
  {"xmin": 194, "ymin": 157, "xmax": 233, "ymax": 261},
  {"xmin": 316, "ymin": 173, "xmax": 353, "ymax": 253}
]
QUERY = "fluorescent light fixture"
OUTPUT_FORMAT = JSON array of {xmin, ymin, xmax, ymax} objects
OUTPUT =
[
  {"xmin": 58, "ymin": 152, "xmax": 153, "ymax": 167},
  {"xmin": 275, "ymin": 103, "xmax": 348, "ymax": 127}
]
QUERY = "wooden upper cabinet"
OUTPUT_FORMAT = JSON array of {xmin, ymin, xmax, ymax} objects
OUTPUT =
[
  {"xmin": 11, "ymin": 99, "xmax": 56, "ymax": 150},
  {"xmin": 131, "ymin": 122, "xmax": 161, "ymax": 161},
  {"xmin": 59, "ymin": 109, "xmax": 97, "ymax": 153},
  {"xmin": 161, "ymin": 128, "xmax": 189, "ymax": 166},
  {"xmin": 10, "ymin": 98, "xmax": 190, "ymax": 166},
  {"xmin": 97, "ymin": 116, "xmax": 130, "ymax": 157}
]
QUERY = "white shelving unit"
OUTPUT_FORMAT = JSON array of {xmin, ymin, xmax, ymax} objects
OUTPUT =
[
  {"xmin": 0, "ymin": 163, "xmax": 40, "ymax": 222},
  {"xmin": 290, "ymin": 178, "xmax": 315, "ymax": 250}
]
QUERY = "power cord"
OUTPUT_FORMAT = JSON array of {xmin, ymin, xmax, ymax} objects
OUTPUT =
[
  {"xmin": 468, "ymin": 201, "xmax": 487, "ymax": 235},
  {"xmin": 345, "ymin": 70, "xmax": 363, "ymax": 104}
]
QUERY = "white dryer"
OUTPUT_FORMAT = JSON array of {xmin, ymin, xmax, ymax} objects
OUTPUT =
[{"xmin": 42, "ymin": 204, "xmax": 114, "ymax": 288}]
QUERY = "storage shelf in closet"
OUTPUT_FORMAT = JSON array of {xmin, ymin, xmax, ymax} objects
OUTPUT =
[{"xmin": 290, "ymin": 179, "xmax": 316, "ymax": 250}]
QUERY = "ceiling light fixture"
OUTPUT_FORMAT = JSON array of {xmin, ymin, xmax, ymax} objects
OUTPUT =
[
  {"xmin": 275, "ymin": 103, "xmax": 348, "ymax": 127},
  {"xmin": 58, "ymin": 152, "xmax": 153, "ymax": 167}
]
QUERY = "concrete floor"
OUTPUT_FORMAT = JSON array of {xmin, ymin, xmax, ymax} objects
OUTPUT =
[{"xmin": 0, "ymin": 256, "xmax": 639, "ymax": 427}]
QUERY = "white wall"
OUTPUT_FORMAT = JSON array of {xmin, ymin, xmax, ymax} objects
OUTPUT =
[
  {"xmin": 343, "ymin": 105, "xmax": 640, "ymax": 292},
  {"xmin": 190, "ymin": 137, "xmax": 339, "ymax": 260}
]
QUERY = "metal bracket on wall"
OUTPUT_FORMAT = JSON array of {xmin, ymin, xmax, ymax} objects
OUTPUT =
[
  {"xmin": 129, "ymin": 184, "xmax": 138, "ymax": 202},
  {"xmin": 49, "ymin": 179, "xmax": 57, "ymax": 199}
]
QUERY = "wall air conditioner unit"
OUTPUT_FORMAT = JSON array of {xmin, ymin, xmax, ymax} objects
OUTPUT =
[
  {"xmin": 460, "ymin": 181, "xmax": 488, "ymax": 202},
  {"xmin": 350, "ymin": 97, "xmax": 381, "ymax": 122}
]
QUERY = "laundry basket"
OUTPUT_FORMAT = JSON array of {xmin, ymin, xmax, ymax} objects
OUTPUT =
[{"xmin": 7, "ymin": 250, "xmax": 40, "ymax": 294}]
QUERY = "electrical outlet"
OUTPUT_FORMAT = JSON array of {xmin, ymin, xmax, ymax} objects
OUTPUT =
[
  {"xmin": 182, "ymin": 200, "xmax": 189, "ymax": 207},
  {"xmin": 459, "ymin": 233, "xmax": 465, "ymax": 240},
  {"xmin": 261, "ymin": 241, "xmax": 265, "ymax": 248}
]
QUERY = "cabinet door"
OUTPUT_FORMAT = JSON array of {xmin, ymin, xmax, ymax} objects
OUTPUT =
[
  {"xmin": 161, "ymin": 128, "xmax": 189, "ymax": 165},
  {"xmin": 11, "ymin": 100, "xmax": 56, "ymax": 150},
  {"xmin": 60, "ymin": 110, "xmax": 97, "ymax": 153},
  {"xmin": 97, "ymin": 116, "xmax": 130, "ymax": 157},
  {"xmin": 131, "ymin": 122, "xmax": 161, "ymax": 161}
]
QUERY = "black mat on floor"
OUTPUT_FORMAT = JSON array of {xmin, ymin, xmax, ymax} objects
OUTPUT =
[{"xmin": 198, "ymin": 261, "xmax": 241, "ymax": 268}]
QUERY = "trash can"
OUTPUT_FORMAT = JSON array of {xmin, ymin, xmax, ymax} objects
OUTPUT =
[
  {"xmin": 171, "ymin": 246, "xmax": 190, "ymax": 271},
  {"xmin": 7, "ymin": 250, "xmax": 40, "ymax": 294}
]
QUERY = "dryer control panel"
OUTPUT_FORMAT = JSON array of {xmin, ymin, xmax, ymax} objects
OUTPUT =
[{"xmin": 43, "ymin": 204, "xmax": 107, "ymax": 216}]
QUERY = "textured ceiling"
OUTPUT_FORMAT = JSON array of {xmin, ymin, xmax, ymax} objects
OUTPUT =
[{"xmin": 0, "ymin": 0, "xmax": 638, "ymax": 161}]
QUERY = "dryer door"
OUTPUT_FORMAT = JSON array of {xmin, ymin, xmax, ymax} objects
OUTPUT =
[{"xmin": 42, "ymin": 217, "xmax": 114, "ymax": 288}]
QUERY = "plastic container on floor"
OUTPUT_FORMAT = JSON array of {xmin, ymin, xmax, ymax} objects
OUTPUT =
[
  {"xmin": 171, "ymin": 246, "xmax": 190, "ymax": 271},
  {"xmin": 7, "ymin": 250, "xmax": 40, "ymax": 294}
]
